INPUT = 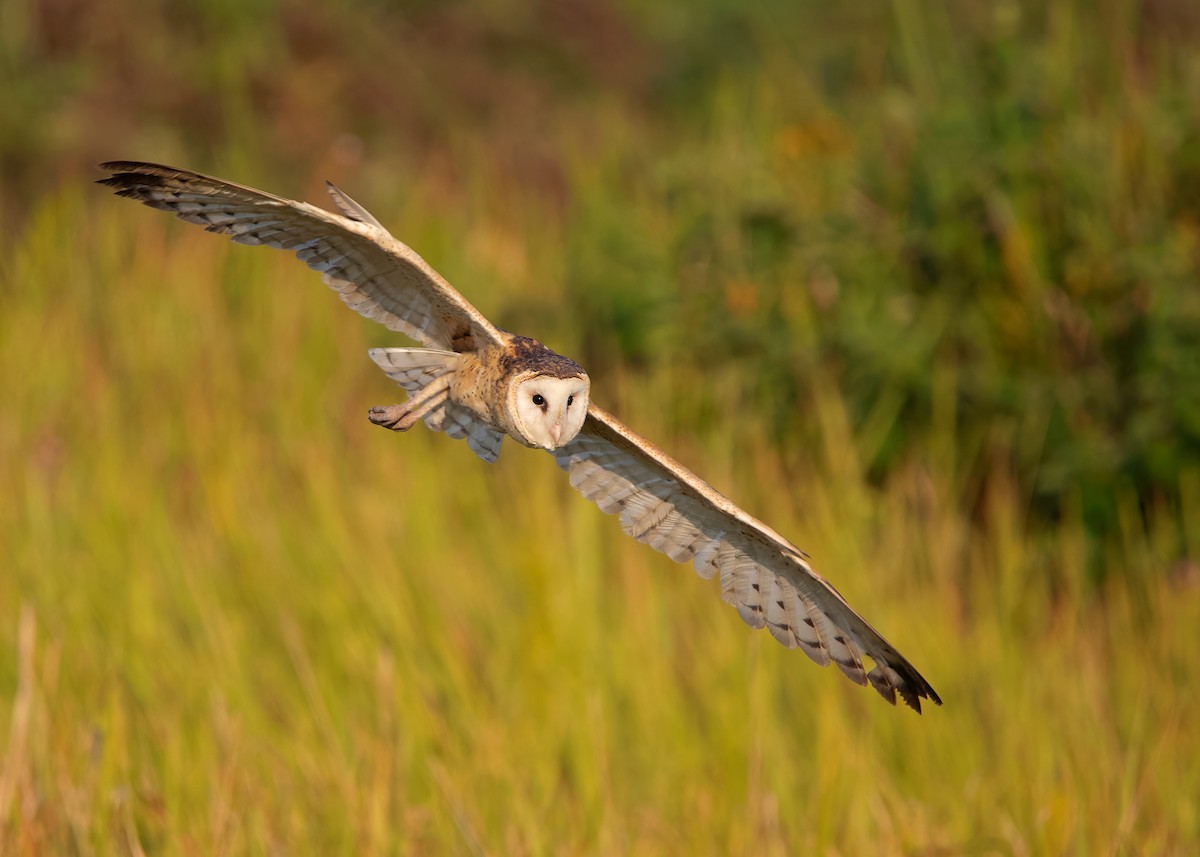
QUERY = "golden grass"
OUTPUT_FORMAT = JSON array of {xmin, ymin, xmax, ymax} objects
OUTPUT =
[{"xmin": 1, "ymin": 185, "xmax": 1197, "ymax": 855}]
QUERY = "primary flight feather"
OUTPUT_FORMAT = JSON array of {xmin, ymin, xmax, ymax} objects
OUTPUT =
[{"xmin": 98, "ymin": 161, "xmax": 941, "ymax": 713}]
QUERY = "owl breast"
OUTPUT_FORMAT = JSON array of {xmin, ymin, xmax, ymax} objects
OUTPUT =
[{"xmin": 448, "ymin": 351, "xmax": 503, "ymax": 428}]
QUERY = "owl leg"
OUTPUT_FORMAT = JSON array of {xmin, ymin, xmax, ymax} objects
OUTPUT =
[{"xmin": 368, "ymin": 375, "xmax": 452, "ymax": 432}]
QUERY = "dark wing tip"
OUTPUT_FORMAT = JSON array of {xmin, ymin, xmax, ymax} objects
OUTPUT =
[
  {"xmin": 95, "ymin": 166, "xmax": 178, "ymax": 209},
  {"xmin": 898, "ymin": 666, "xmax": 942, "ymax": 715},
  {"xmin": 901, "ymin": 671, "xmax": 942, "ymax": 715},
  {"xmin": 868, "ymin": 659, "xmax": 942, "ymax": 714},
  {"xmin": 96, "ymin": 162, "xmax": 180, "ymax": 200},
  {"xmin": 926, "ymin": 683, "xmax": 944, "ymax": 707}
]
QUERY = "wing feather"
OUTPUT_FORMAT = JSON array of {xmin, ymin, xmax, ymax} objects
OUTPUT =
[
  {"xmin": 553, "ymin": 404, "xmax": 941, "ymax": 713},
  {"xmin": 98, "ymin": 161, "xmax": 503, "ymax": 353},
  {"xmin": 369, "ymin": 347, "xmax": 460, "ymax": 392}
]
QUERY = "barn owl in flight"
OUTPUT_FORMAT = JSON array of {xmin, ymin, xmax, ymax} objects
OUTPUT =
[{"xmin": 99, "ymin": 162, "xmax": 941, "ymax": 713}]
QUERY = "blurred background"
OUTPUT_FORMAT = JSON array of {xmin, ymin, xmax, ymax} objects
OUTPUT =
[{"xmin": 2, "ymin": 0, "xmax": 1198, "ymax": 852}]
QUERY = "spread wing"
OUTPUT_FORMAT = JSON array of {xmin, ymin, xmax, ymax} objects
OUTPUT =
[
  {"xmin": 553, "ymin": 405, "xmax": 941, "ymax": 713},
  {"xmin": 97, "ymin": 161, "xmax": 504, "ymax": 353}
]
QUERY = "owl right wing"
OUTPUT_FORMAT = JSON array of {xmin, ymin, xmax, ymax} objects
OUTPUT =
[
  {"xmin": 552, "ymin": 404, "xmax": 941, "ymax": 713},
  {"xmin": 98, "ymin": 162, "xmax": 504, "ymax": 354}
]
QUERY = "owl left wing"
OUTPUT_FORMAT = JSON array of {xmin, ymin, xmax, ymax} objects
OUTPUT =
[{"xmin": 553, "ymin": 404, "xmax": 941, "ymax": 713}]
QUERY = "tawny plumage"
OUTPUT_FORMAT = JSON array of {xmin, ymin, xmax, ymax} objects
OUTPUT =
[{"xmin": 98, "ymin": 161, "xmax": 941, "ymax": 713}]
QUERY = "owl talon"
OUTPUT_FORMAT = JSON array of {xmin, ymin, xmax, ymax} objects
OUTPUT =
[
  {"xmin": 369, "ymin": 403, "xmax": 414, "ymax": 431},
  {"xmin": 369, "ymin": 378, "xmax": 452, "ymax": 432}
]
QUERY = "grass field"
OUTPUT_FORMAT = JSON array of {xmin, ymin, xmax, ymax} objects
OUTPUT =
[{"xmin": 3, "ymin": 1, "xmax": 1200, "ymax": 853}]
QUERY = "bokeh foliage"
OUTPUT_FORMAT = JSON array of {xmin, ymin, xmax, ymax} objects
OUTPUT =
[
  {"xmin": 2, "ymin": 0, "xmax": 1199, "ymax": 852},
  {"xmin": 5, "ymin": 0, "xmax": 1200, "ymax": 561}
]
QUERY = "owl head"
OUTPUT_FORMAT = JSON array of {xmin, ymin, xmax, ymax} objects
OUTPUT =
[{"xmin": 507, "ymin": 370, "xmax": 590, "ymax": 450}]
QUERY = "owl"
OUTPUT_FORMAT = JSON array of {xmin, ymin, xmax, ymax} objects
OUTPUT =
[{"xmin": 99, "ymin": 162, "xmax": 941, "ymax": 713}]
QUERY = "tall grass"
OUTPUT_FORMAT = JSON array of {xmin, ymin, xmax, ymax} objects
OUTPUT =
[
  {"xmin": 2, "ymin": 0, "xmax": 1199, "ymax": 852},
  {"xmin": 0, "ymin": 169, "xmax": 1196, "ymax": 855}
]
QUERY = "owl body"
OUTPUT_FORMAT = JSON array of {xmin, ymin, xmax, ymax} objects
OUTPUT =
[
  {"xmin": 364, "ymin": 332, "xmax": 590, "ymax": 454},
  {"xmin": 445, "ymin": 348, "xmax": 498, "ymax": 425},
  {"xmin": 445, "ymin": 335, "xmax": 586, "ymax": 443},
  {"xmin": 99, "ymin": 161, "xmax": 941, "ymax": 713}
]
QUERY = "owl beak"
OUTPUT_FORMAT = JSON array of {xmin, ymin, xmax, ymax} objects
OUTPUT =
[{"xmin": 550, "ymin": 422, "xmax": 563, "ymax": 447}]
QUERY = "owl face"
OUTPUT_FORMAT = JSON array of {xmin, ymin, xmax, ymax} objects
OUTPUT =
[{"xmin": 509, "ymin": 372, "xmax": 590, "ymax": 450}]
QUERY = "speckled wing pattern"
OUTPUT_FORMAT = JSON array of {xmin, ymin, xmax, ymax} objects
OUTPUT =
[
  {"xmin": 97, "ymin": 162, "xmax": 504, "ymax": 354},
  {"xmin": 554, "ymin": 405, "xmax": 941, "ymax": 712}
]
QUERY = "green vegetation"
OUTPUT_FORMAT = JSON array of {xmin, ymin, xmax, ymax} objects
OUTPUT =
[{"xmin": 2, "ymin": 0, "xmax": 1198, "ymax": 852}]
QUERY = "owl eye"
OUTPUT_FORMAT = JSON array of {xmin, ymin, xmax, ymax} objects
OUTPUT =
[
  {"xmin": 532, "ymin": 394, "xmax": 545, "ymax": 406},
  {"xmin": 567, "ymin": 395, "xmax": 574, "ymax": 406}
]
